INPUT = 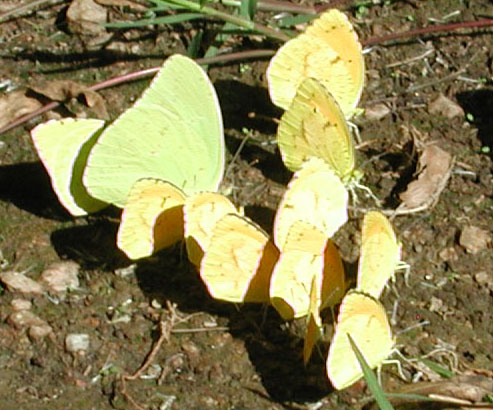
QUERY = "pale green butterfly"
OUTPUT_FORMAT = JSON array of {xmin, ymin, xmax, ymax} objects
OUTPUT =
[
  {"xmin": 84, "ymin": 54, "xmax": 225, "ymax": 208},
  {"xmin": 31, "ymin": 54, "xmax": 225, "ymax": 215},
  {"xmin": 31, "ymin": 118, "xmax": 107, "ymax": 216}
]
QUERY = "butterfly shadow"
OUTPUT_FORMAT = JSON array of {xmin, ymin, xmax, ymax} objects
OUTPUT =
[
  {"xmin": 215, "ymin": 79, "xmax": 292, "ymax": 186},
  {"xmin": 456, "ymin": 88, "xmax": 493, "ymax": 159},
  {"xmin": 0, "ymin": 161, "xmax": 73, "ymax": 221},
  {"xmin": 130, "ymin": 248, "xmax": 333, "ymax": 403}
]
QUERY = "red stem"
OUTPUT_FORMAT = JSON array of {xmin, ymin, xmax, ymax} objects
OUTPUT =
[{"xmin": 1, "ymin": 16, "xmax": 492, "ymax": 135}]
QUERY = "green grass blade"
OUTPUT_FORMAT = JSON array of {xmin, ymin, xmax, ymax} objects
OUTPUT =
[
  {"xmin": 104, "ymin": 13, "xmax": 204, "ymax": 28},
  {"xmin": 188, "ymin": 29, "xmax": 204, "ymax": 58},
  {"xmin": 420, "ymin": 359, "xmax": 454, "ymax": 378},
  {"xmin": 239, "ymin": 0, "xmax": 257, "ymax": 20},
  {"xmin": 347, "ymin": 334, "xmax": 395, "ymax": 410}
]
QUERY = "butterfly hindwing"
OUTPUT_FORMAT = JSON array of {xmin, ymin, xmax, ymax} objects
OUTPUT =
[{"xmin": 84, "ymin": 55, "xmax": 225, "ymax": 208}]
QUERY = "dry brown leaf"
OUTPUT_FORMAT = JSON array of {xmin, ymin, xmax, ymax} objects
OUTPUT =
[
  {"xmin": 399, "ymin": 144, "xmax": 453, "ymax": 211},
  {"xmin": 370, "ymin": 375, "xmax": 493, "ymax": 409},
  {"xmin": 30, "ymin": 80, "xmax": 109, "ymax": 119},
  {"xmin": 0, "ymin": 90, "xmax": 43, "ymax": 129}
]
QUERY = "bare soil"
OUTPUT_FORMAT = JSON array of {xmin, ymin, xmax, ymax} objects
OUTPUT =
[{"xmin": 0, "ymin": 0, "xmax": 492, "ymax": 409}]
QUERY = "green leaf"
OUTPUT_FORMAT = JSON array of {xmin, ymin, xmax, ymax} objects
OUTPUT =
[{"xmin": 348, "ymin": 334, "xmax": 395, "ymax": 410}]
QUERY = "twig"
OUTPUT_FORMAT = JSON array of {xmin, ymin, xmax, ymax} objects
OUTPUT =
[{"xmin": 363, "ymin": 18, "xmax": 493, "ymax": 46}]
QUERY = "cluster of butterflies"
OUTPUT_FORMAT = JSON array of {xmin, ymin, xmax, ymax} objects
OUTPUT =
[{"xmin": 30, "ymin": 9, "xmax": 406, "ymax": 390}]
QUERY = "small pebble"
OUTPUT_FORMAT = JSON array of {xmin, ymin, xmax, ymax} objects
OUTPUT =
[
  {"xmin": 29, "ymin": 324, "xmax": 53, "ymax": 340},
  {"xmin": 65, "ymin": 333, "xmax": 90, "ymax": 353},
  {"xmin": 459, "ymin": 226, "xmax": 490, "ymax": 254},
  {"xmin": 7, "ymin": 310, "xmax": 53, "ymax": 340},
  {"xmin": 0, "ymin": 271, "xmax": 44, "ymax": 295},
  {"xmin": 11, "ymin": 298, "xmax": 32, "ymax": 311},
  {"xmin": 39, "ymin": 261, "xmax": 80, "ymax": 293}
]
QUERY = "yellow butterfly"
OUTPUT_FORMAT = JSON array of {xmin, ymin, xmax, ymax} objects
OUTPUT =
[
  {"xmin": 326, "ymin": 291, "xmax": 394, "ymax": 390},
  {"xmin": 303, "ymin": 238, "xmax": 346, "ymax": 364},
  {"xmin": 267, "ymin": 8, "xmax": 364, "ymax": 117},
  {"xmin": 270, "ymin": 221, "xmax": 345, "ymax": 322},
  {"xmin": 118, "ymin": 179, "xmax": 238, "ymax": 264},
  {"xmin": 273, "ymin": 157, "xmax": 348, "ymax": 251},
  {"xmin": 199, "ymin": 213, "xmax": 280, "ymax": 303},
  {"xmin": 356, "ymin": 211, "xmax": 404, "ymax": 299},
  {"xmin": 276, "ymin": 78, "xmax": 364, "ymax": 193},
  {"xmin": 184, "ymin": 192, "xmax": 238, "ymax": 267},
  {"xmin": 117, "ymin": 179, "xmax": 186, "ymax": 260}
]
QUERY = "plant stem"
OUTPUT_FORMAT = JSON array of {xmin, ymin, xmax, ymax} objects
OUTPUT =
[
  {"xmin": 165, "ymin": 0, "xmax": 290, "ymax": 42},
  {"xmin": 363, "ymin": 18, "xmax": 493, "ymax": 46}
]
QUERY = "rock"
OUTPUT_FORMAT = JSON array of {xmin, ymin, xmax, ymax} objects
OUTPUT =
[
  {"xmin": 11, "ymin": 299, "xmax": 32, "ymax": 311},
  {"xmin": 0, "ymin": 271, "xmax": 44, "ymax": 295},
  {"xmin": 65, "ymin": 333, "xmax": 90, "ymax": 353},
  {"xmin": 438, "ymin": 247, "xmax": 458, "ymax": 262},
  {"xmin": 459, "ymin": 226, "xmax": 491, "ymax": 254},
  {"xmin": 428, "ymin": 94, "xmax": 464, "ymax": 119},
  {"xmin": 429, "ymin": 296, "xmax": 444, "ymax": 313},
  {"xmin": 67, "ymin": 0, "xmax": 107, "ymax": 36},
  {"xmin": 39, "ymin": 261, "xmax": 80, "ymax": 293},
  {"xmin": 29, "ymin": 324, "xmax": 53, "ymax": 340},
  {"xmin": 66, "ymin": 0, "xmax": 112, "ymax": 48},
  {"xmin": 474, "ymin": 272, "xmax": 491, "ymax": 289},
  {"xmin": 7, "ymin": 311, "xmax": 53, "ymax": 339}
]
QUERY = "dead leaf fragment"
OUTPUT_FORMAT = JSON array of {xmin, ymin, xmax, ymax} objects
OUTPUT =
[
  {"xmin": 364, "ymin": 103, "xmax": 391, "ymax": 121},
  {"xmin": 0, "ymin": 90, "xmax": 42, "ymax": 129},
  {"xmin": 428, "ymin": 94, "xmax": 464, "ymax": 119},
  {"xmin": 459, "ymin": 226, "xmax": 491, "ymax": 254},
  {"xmin": 399, "ymin": 144, "xmax": 453, "ymax": 210},
  {"xmin": 30, "ymin": 80, "xmax": 108, "ymax": 119}
]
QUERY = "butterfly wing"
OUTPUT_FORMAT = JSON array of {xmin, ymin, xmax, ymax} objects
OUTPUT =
[
  {"xmin": 303, "ymin": 275, "xmax": 323, "ymax": 365},
  {"xmin": 267, "ymin": 9, "xmax": 364, "ymax": 116},
  {"xmin": 31, "ymin": 118, "xmax": 107, "ymax": 216},
  {"xmin": 273, "ymin": 157, "xmax": 348, "ymax": 251},
  {"xmin": 117, "ymin": 179, "xmax": 186, "ymax": 260},
  {"xmin": 84, "ymin": 55, "xmax": 224, "ymax": 208},
  {"xmin": 270, "ymin": 221, "xmax": 327, "ymax": 320},
  {"xmin": 277, "ymin": 78, "xmax": 356, "ymax": 183},
  {"xmin": 356, "ymin": 211, "xmax": 402, "ymax": 299},
  {"xmin": 305, "ymin": 9, "xmax": 365, "ymax": 115},
  {"xmin": 326, "ymin": 291, "xmax": 394, "ymax": 390},
  {"xmin": 184, "ymin": 192, "xmax": 237, "ymax": 267},
  {"xmin": 200, "ymin": 214, "xmax": 279, "ymax": 303}
]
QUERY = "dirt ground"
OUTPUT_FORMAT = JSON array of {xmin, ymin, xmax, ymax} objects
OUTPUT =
[{"xmin": 0, "ymin": 0, "xmax": 492, "ymax": 409}]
